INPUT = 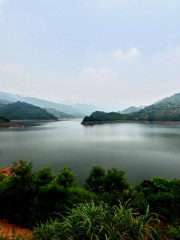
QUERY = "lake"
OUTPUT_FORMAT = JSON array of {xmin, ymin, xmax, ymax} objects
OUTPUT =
[{"xmin": 0, "ymin": 120, "xmax": 180, "ymax": 186}]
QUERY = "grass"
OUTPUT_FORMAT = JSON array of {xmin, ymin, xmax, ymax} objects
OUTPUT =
[{"xmin": 32, "ymin": 201, "xmax": 162, "ymax": 240}]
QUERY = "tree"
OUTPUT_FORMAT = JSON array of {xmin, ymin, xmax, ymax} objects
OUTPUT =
[
  {"xmin": 10, "ymin": 160, "xmax": 33, "ymax": 189},
  {"xmin": 84, "ymin": 166, "xmax": 106, "ymax": 194},
  {"xmin": 57, "ymin": 167, "xmax": 77, "ymax": 188},
  {"xmin": 104, "ymin": 168, "xmax": 129, "ymax": 194},
  {"xmin": 34, "ymin": 167, "xmax": 55, "ymax": 187},
  {"xmin": 0, "ymin": 160, "xmax": 34, "ymax": 224}
]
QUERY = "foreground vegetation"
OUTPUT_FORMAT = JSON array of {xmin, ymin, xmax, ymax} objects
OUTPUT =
[
  {"xmin": 1, "ymin": 161, "xmax": 180, "ymax": 239},
  {"xmin": 83, "ymin": 93, "xmax": 180, "ymax": 123}
]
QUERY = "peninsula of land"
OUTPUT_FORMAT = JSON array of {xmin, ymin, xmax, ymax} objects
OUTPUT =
[{"xmin": 82, "ymin": 93, "xmax": 180, "ymax": 125}]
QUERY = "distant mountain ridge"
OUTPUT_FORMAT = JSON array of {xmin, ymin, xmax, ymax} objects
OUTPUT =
[
  {"xmin": 0, "ymin": 101, "xmax": 58, "ymax": 120},
  {"xmin": 45, "ymin": 108, "xmax": 75, "ymax": 119},
  {"xmin": 71, "ymin": 103, "xmax": 100, "ymax": 115},
  {"xmin": 82, "ymin": 93, "xmax": 180, "ymax": 124},
  {"xmin": 0, "ymin": 92, "xmax": 86, "ymax": 117},
  {"xmin": 118, "ymin": 106, "xmax": 145, "ymax": 114}
]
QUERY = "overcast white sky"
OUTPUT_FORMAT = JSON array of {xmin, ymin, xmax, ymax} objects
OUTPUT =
[{"xmin": 0, "ymin": 0, "xmax": 180, "ymax": 110}]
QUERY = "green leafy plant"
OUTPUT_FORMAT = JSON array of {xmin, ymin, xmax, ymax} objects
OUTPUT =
[
  {"xmin": 32, "ymin": 201, "xmax": 161, "ymax": 240},
  {"xmin": 57, "ymin": 166, "xmax": 77, "ymax": 188},
  {"xmin": 167, "ymin": 225, "xmax": 180, "ymax": 240},
  {"xmin": 84, "ymin": 166, "xmax": 106, "ymax": 194}
]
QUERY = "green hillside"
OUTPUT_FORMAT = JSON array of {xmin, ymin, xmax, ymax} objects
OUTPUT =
[
  {"xmin": 45, "ymin": 108, "xmax": 75, "ymax": 119},
  {"xmin": 0, "ymin": 103, "xmax": 5, "ymax": 109},
  {"xmin": 0, "ymin": 102, "xmax": 58, "ymax": 120},
  {"xmin": 82, "ymin": 93, "xmax": 180, "ymax": 123}
]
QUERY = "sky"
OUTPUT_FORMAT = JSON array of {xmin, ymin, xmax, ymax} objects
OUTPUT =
[{"xmin": 0, "ymin": 0, "xmax": 180, "ymax": 110}]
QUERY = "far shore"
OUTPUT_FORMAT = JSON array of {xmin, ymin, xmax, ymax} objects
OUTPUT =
[
  {"xmin": 0, "ymin": 119, "xmax": 59, "ymax": 128},
  {"xmin": 11, "ymin": 119, "xmax": 59, "ymax": 123},
  {"xmin": 0, "ymin": 122, "xmax": 24, "ymax": 128},
  {"xmin": 0, "ymin": 119, "xmax": 82, "ymax": 128},
  {"xmin": 11, "ymin": 119, "xmax": 82, "ymax": 122},
  {"xmin": 59, "ymin": 118, "xmax": 82, "ymax": 121},
  {"xmin": 82, "ymin": 120, "xmax": 180, "ymax": 126}
]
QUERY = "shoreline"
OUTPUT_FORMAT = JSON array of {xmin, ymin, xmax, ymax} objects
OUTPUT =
[
  {"xmin": 59, "ymin": 118, "xmax": 82, "ymax": 121},
  {"xmin": 81, "ymin": 120, "xmax": 180, "ymax": 125},
  {"xmin": 0, "ymin": 119, "xmax": 59, "ymax": 127},
  {"xmin": 0, "ymin": 122, "xmax": 25, "ymax": 128},
  {"xmin": 11, "ymin": 119, "xmax": 59, "ymax": 123}
]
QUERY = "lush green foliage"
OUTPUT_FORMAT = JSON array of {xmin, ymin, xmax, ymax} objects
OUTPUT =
[
  {"xmin": 45, "ymin": 108, "xmax": 75, "ymax": 119},
  {"xmin": 133, "ymin": 177, "xmax": 180, "ymax": 224},
  {"xmin": 57, "ymin": 167, "xmax": 77, "ymax": 188},
  {"xmin": 84, "ymin": 166, "xmax": 106, "ymax": 194},
  {"xmin": 84, "ymin": 166, "xmax": 129, "ymax": 196},
  {"xmin": 167, "ymin": 225, "xmax": 180, "ymax": 239},
  {"xmin": 1, "ymin": 161, "xmax": 180, "ymax": 239},
  {"xmin": 32, "ymin": 201, "xmax": 161, "ymax": 240},
  {"xmin": 34, "ymin": 167, "xmax": 55, "ymax": 187},
  {"xmin": 0, "ymin": 161, "xmax": 96, "ymax": 226},
  {"xmin": 83, "ymin": 93, "xmax": 180, "ymax": 123},
  {"xmin": 0, "ymin": 102, "xmax": 58, "ymax": 120}
]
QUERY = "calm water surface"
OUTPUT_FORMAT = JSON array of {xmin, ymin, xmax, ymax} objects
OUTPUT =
[{"xmin": 0, "ymin": 120, "xmax": 180, "ymax": 186}]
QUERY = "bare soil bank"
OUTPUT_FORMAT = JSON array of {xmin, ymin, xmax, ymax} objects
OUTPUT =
[
  {"xmin": 82, "ymin": 120, "xmax": 180, "ymax": 125},
  {"xmin": 0, "ymin": 219, "xmax": 31, "ymax": 239},
  {"xmin": 0, "ymin": 167, "xmax": 13, "ymax": 177}
]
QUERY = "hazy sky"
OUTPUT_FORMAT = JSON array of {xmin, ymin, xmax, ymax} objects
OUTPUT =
[{"xmin": 0, "ymin": 0, "xmax": 180, "ymax": 109}]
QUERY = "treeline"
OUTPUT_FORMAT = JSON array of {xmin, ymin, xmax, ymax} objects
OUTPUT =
[{"xmin": 0, "ymin": 102, "xmax": 58, "ymax": 120}]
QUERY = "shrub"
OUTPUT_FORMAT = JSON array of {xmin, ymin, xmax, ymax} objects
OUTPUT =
[
  {"xmin": 105, "ymin": 168, "xmax": 129, "ymax": 194},
  {"xmin": 84, "ymin": 166, "xmax": 106, "ymax": 195},
  {"xmin": 34, "ymin": 167, "xmax": 55, "ymax": 187},
  {"xmin": 167, "ymin": 225, "xmax": 180, "ymax": 239},
  {"xmin": 57, "ymin": 167, "xmax": 77, "ymax": 188}
]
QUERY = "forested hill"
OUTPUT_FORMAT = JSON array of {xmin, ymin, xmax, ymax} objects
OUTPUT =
[
  {"xmin": 0, "ymin": 102, "xmax": 58, "ymax": 120},
  {"xmin": 82, "ymin": 93, "xmax": 180, "ymax": 124},
  {"xmin": 0, "ymin": 92, "xmax": 86, "ymax": 117}
]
